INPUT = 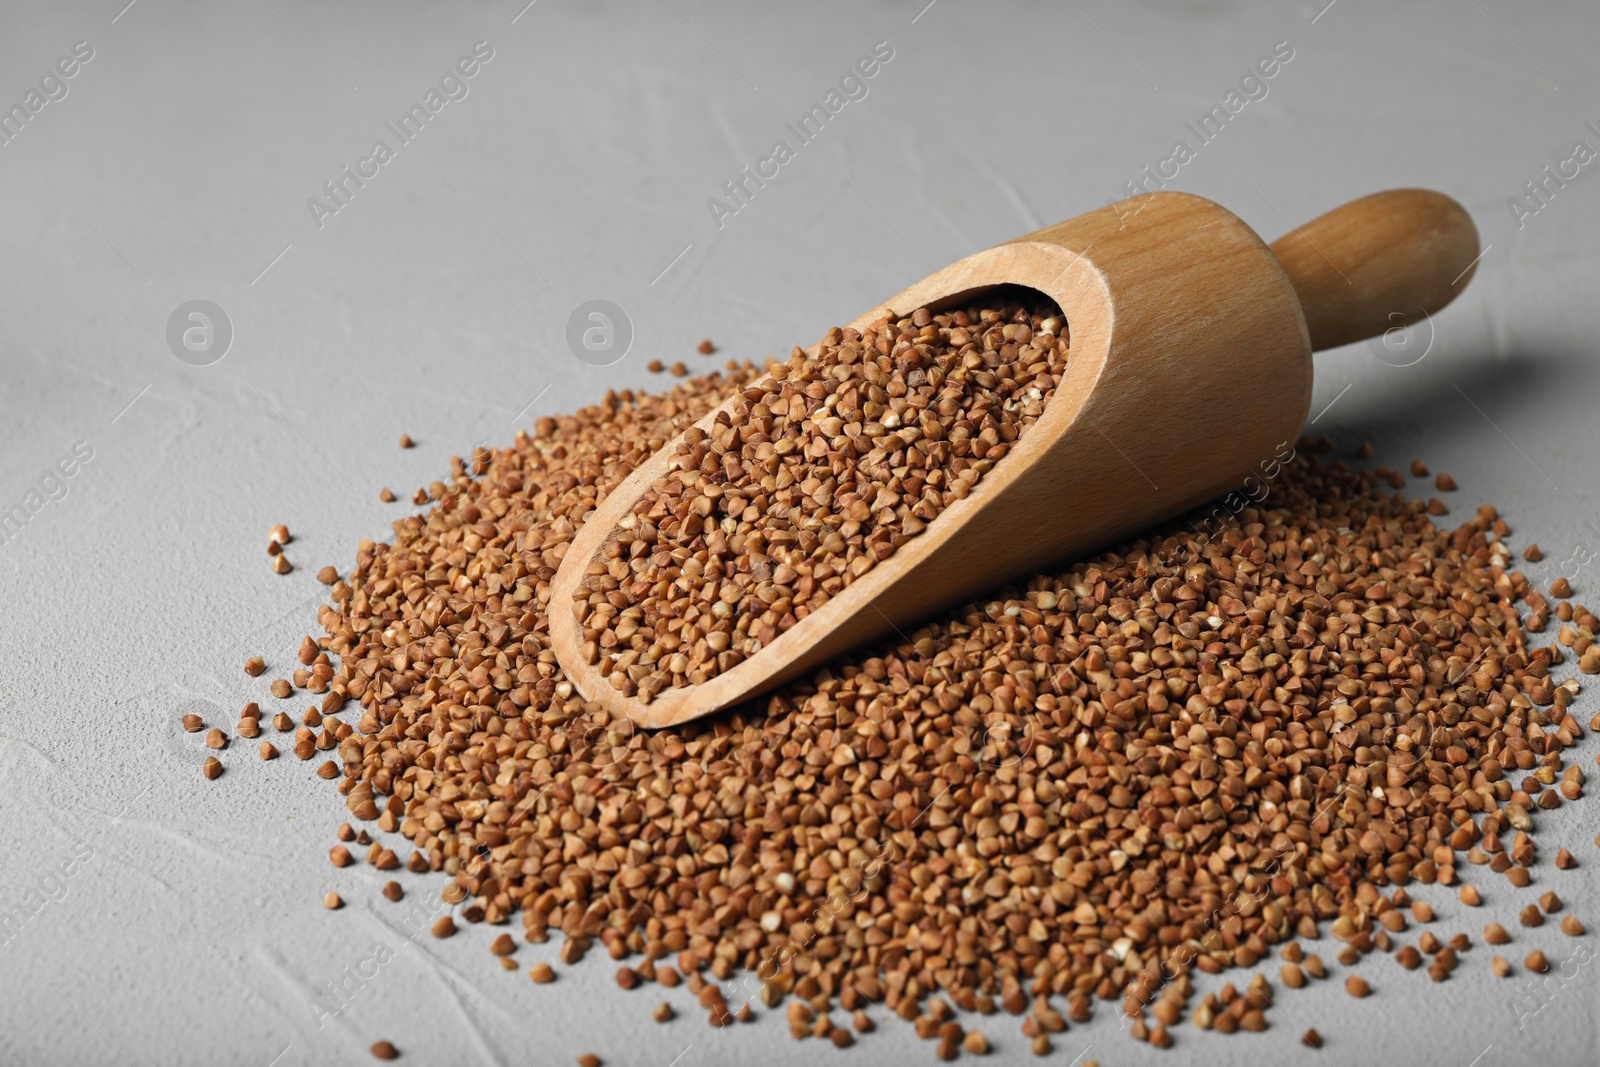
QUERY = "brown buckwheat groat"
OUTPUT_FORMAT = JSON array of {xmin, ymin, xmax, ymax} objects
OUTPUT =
[
  {"xmin": 293, "ymin": 358, "xmax": 1582, "ymax": 1051},
  {"xmin": 580, "ymin": 300, "xmax": 1069, "ymax": 701}
]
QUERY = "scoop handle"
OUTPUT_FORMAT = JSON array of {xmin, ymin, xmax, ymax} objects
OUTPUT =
[{"xmin": 1268, "ymin": 188, "xmax": 1479, "ymax": 352}]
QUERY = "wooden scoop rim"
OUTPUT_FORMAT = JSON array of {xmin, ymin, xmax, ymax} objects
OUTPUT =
[{"xmin": 548, "ymin": 222, "xmax": 1131, "ymax": 729}]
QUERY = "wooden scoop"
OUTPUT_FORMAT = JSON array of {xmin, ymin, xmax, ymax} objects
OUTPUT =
[{"xmin": 550, "ymin": 188, "xmax": 1479, "ymax": 729}]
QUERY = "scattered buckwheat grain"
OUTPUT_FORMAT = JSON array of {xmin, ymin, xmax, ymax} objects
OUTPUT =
[{"xmin": 264, "ymin": 359, "xmax": 1598, "ymax": 1054}]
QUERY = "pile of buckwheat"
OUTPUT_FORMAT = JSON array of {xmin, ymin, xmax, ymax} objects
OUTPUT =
[{"xmin": 233, "ymin": 329, "xmax": 1591, "ymax": 1060}]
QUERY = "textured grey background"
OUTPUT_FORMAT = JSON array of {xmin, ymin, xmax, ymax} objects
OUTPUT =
[{"xmin": 3, "ymin": 1, "xmax": 1599, "ymax": 1064}]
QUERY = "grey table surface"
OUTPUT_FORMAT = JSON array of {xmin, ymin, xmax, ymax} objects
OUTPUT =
[{"xmin": 4, "ymin": 1, "xmax": 1600, "ymax": 1064}]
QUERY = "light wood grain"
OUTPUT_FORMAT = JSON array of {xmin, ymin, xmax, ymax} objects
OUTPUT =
[
  {"xmin": 1268, "ymin": 189, "xmax": 1480, "ymax": 351},
  {"xmin": 549, "ymin": 188, "xmax": 1477, "ymax": 728}
]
